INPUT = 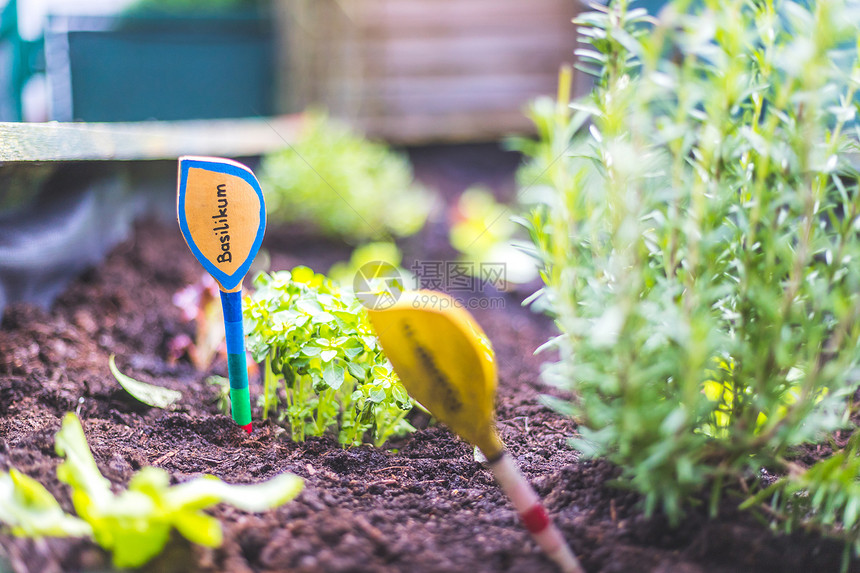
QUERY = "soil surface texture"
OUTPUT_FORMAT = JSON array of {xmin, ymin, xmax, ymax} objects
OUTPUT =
[{"xmin": 0, "ymin": 145, "xmax": 856, "ymax": 573}]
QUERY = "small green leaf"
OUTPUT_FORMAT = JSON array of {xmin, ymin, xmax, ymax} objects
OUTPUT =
[
  {"xmin": 109, "ymin": 355, "xmax": 182, "ymax": 410},
  {"xmin": 312, "ymin": 311, "xmax": 337, "ymax": 324},
  {"xmin": 172, "ymin": 510, "xmax": 222, "ymax": 547},
  {"xmin": 359, "ymin": 403, "xmax": 374, "ymax": 424},
  {"xmin": 320, "ymin": 349, "xmax": 338, "ymax": 363},
  {"xmin": 297, "ymin": 298, "xmax": 323, "ymax": 316},
  {"xmin": 291, "ymin": 266, "xmax": 316, "ymax": 284},
  {"xmin": 347, "ymin": 362, "xmax": 366, "ymax": 381},
  {"xmin": 392, "ymin": 384, "xmax": 410, "ymax": 405},
  {"xmin": 0, "ymin": 469, "xmax": 92, "ymax": 538},
  {"xmin": 55, "ymin": 413, "xmax": 112, "ymax": 504},
  {"xmin": 322, "ymin": 362, "xmax": 346, "ymax": 390},
  {"xmin": 167, "ymin": 473, "xmax": 304, "ymax": 514},
  {"xmin": 342, "ymin": 338, "xmax": 364, "ymax": 359},
  {"xmin": 371, "ymin": 365, "xmax": 391, "ymax": 379}
]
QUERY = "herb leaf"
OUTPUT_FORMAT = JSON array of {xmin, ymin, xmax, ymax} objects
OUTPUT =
[{"xmin": 109, "ymin": 355, "xmax": 182, "ymax": 409}]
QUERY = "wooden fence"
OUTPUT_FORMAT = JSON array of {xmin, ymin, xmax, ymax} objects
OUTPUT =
[{"xmin": 277, "ymin": 0, "xmax": 579, "ymax": 143}]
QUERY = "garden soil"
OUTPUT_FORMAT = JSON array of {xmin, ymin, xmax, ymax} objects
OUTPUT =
[{"xmin": 0, "ymin": 146, "xmax": 856, "ymax": 573}]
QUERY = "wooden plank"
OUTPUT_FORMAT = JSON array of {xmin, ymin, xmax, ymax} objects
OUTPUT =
[
  {"xmin": 363, "ymin": 45, "xmax": 573, "ymax": 77},
  {"xmin": 356, "ymin": 0, "xmax": 576, "ymax": 30},
  {"xmin": 0, "ymin": 116, "xmax": 302, "ymax": 162},
  {"xmin": 362, "ymin": 14, "xmax": 572, "ymax": 37},
  {"xmin": 351, "ymin": 74, "xmax": 560, "ymax": 115},
  {"xmin": 359, "ymin": 34, "xmax": 575, "ymax": 81},
  {"xmin": 362, "ymin": 34, "xmax": 572, "ymax": 66},
  {"xmin": 357, "ymin": 110, "xmax": 536, "ymax": 144},
  {"xmin": 275, "ymin": 0, "xmax": 577, "ymax": 143},
  {"xmin": 362, "ymin": 73, "xmax": 561, "ymax": 95}
]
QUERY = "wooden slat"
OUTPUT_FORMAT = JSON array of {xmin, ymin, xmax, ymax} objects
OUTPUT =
[
  {"xmin": 356, "ymin": 0, "xmax": 576, "ymax": 32},
  {"xmin": 0, "ymin": 116, "xmax": 302, "ymax": 162},
  {"xmin": 349, "ymin": 74, "xmax": 560, "ymax": 115},
  {"xmin": 362, "ymin": 34, "xmax": 572, "ymax": 68},
  {"xmin": 362, "ymin": 73, "xmax": 561, "ymax": 95},
  {"xmin": 309, "ymin": 34, "xmax": 574, "ymax": 73},
  {"xmin": 362, "ymin": 14, "xmax": 571, "ymax": 37},
  {"xmin": 277, "ymin": 0, "xmax": 579, "ymax": 143},
  {"xmin": 363, "ymin": 47, "xmax": 573, "ymax": 78},
  {"xmin": 357, "ymin": 110, "xmax": 536, "ymax": 144}
]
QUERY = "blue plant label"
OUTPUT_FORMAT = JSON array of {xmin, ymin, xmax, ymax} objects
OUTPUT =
[{"xmin": 177, "ymin": 156, "xmax": 266, "ymax": 291}]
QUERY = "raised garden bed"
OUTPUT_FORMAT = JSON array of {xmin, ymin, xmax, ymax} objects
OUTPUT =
[{"xmin": 0, "ymin": 147, "xmax": 855, "ymax": 572}]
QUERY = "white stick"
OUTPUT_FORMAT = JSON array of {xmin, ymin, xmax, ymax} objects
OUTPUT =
[{"xmin": 488, "ymin": 451, "xmax": 585, "ymax": 573}]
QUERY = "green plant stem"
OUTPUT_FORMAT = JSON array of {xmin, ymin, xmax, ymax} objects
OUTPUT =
[{"xmin": 263, "ymin": 355, "xmax": 274, "ymax": 421}]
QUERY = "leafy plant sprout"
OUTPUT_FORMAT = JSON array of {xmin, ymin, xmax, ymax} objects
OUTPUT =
[
  {"xmin": 0, "ymin": 413, "xmax": 303, "ymax": 569},
  {"xmin": 259, "ymin": 111, "xmax": 435, "ymax": 242},
  {"xmin": 520, "ymin": 0, "xmax": 860, "ymax": 562},
  {"xmin": 207, "ymin": 375, "xmax": 232, "ymax": 416},
  {"xmin": 244, "ymin": 267, "xmax": 414, "ymax": 446}
]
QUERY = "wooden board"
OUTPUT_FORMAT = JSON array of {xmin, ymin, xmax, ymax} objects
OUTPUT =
[
  {"xmin": 0, "ymin": 115, "xmax": 302, "ymax": 162},
  {"xmin": 279, "ymin": 0, "xmax": 578, "ymax": 144},
  {"xmin": 355, "ymin": 110, "xmax": 536, "ymax": 143}
]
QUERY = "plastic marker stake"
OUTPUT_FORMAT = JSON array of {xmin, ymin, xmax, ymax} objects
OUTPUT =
[
  {"xmin": 177, "ymin": 156, "xmax": 266, "ymax": 434},
  {"xmin": 367, "ymin": 291, "xmax": 584, "ymax": 573}
]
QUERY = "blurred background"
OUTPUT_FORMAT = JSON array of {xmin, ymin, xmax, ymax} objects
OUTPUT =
[
  {"xmin": 0, "ymin": 0, "xmax": 664, "ymax": 315},
  {"xmin": 1, "ymin": 0, "xmax": 581, "ymax": 140}
]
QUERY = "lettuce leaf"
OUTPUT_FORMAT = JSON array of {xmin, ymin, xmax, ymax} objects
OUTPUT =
[
  {"xmin": 55, "ymin": 413, "xmax": 303, "ymax": 568},
  {"xmin": 0, "ymin": 468, "xmax": 91, "ymax": 538}
]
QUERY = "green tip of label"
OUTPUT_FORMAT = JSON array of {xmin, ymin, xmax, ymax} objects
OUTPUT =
[{"xmin": 230, "ymin": 387, "xmax": 252, "ymax": 427}]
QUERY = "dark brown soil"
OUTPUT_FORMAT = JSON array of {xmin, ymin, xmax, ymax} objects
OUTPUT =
[{"xmin": 0, "ymin": 147, "xmax": 856, "ymax": 572}]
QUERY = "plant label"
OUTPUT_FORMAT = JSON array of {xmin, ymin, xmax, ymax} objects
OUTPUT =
[
  {"xmin": 366, "ymin": 290, "xmax": 503, "ymax": 457},
  {"xmin": 367, "ymin": 289, "xmax": 584, "ymax": 573},
  {"xmin": 177, "ymin": 156, "xmax": 266, "ymax": 292}
]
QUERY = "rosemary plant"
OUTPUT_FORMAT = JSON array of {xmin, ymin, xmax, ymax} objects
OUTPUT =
[{"xmin": 520, "ymin": 0, "xmax": 860, "ymax": 559}]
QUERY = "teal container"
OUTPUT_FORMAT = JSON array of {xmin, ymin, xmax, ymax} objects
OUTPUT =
[
  {"xmin": 44, "ymin": 13, "xmax": 275, "ymax": 122},
  {"xmin": 634, "ymin": 0, "xmax": 670, "ymax": 15}
]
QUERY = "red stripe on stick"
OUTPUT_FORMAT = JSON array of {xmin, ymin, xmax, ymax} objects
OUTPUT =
[{"xmin": 520, "ymin": 504, "xmax": 550, "ymax": 534}]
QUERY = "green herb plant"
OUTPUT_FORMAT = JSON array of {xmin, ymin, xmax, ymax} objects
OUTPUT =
[
  {"xmin": 520, "ymin": 0, "xmax": 860, "ymax": 560},
  {"xmin": 244, "ymin": 267, "xmax": 414, "ymax": 446},
  {"xmin": 0, "ymin": 413, "xmax": 302, "ymax": 569},
  {"xmin": 207, "ymin": 375, "xmax": 232, "ymax": 416},
  {"xmin": 260, "ymin": 111, "xmax": 435, "ymax": 242}
]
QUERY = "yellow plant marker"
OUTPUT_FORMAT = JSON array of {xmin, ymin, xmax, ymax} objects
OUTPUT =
[{"xmin": 367, "ymin": 291, "xmax": 584, "ymax": 573}]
